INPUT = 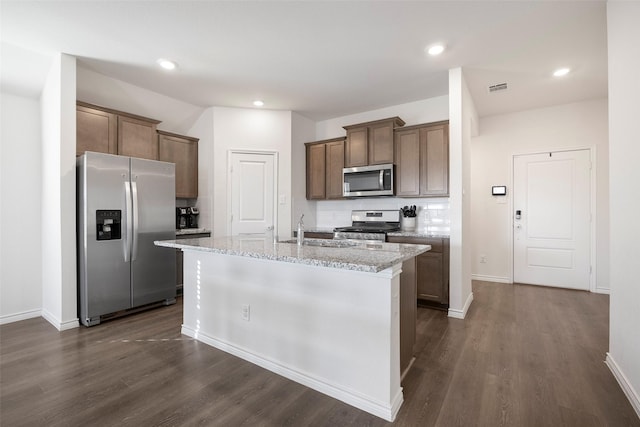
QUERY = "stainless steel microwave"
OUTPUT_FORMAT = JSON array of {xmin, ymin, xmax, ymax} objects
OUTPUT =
[{"xmin": 343, "ymin": 164, "xmax": 394, "ymax": 197}]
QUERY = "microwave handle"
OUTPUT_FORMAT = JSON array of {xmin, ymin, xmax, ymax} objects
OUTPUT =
[{"xmin": 379, "ymin": 169, "xmax": 384, "ymax": 190}]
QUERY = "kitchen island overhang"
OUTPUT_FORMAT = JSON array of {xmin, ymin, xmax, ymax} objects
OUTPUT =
[{"xmin": 155, "ymin": 237, "xmax": 430, "ymax": 421}]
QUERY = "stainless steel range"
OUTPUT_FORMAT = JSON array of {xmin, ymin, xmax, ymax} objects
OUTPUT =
[{"xmin": 333, "ymin": 210, "xmax": 401, "ymax": 242}]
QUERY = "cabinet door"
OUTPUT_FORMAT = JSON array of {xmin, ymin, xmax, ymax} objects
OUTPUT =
[
  {"xmin": 394, "ymin": 129, "xmax": 420, "ymax": 196},
  {"xmin": 399, "ymin": 257, "xmax": 417, "ymax": 375},
  {"xmin": 158, "ymin": 133, "xmax": 198, "ymax": 199},
  {"xmin": 325, "ymin": 140, "xmax": 345, "ymax": 199},
  {"xmin": 416, "ymin": 252, "xmax": 445, "ymax": 303},
  {"xmin": 368, "ymin": 121, "xmax": 395, "ymax": 165},
  {"xmin": 306, "ymin": 143, "xmax": 326, "ymax": 199},
  {"xmin": 420, "ymin": 125, "xmax": 449, "ymax": 196},
  {"xmin": 76, "ymin": 105, "xmax": 117, "ymax": 156},
  {"xmin": 345, "ymin": 127, "xmax": 368, "ymax": 167},
  {"xmin": 117, "ymin": 116, "xmax": 158, "ymax": 160}
]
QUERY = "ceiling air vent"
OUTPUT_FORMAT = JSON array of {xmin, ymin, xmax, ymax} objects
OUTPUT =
[{"xmin": 488, "ymin": 82, "xmax": 508, "ymax": 93}]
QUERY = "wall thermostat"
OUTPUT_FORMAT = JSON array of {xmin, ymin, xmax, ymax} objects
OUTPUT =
[{"xmin": 492, "ymin": 186, "xmax": 507, "ymax": 196}]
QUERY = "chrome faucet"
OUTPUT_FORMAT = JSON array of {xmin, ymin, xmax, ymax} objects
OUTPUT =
[{"xmin": 297, "ymin": 214, "xmax": 305, "ymax": 246}]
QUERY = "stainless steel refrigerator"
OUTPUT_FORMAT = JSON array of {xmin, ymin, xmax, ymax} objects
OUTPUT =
[{"xmin": 77, "ymin": 151, "xmax": 176, "ymax": 326}]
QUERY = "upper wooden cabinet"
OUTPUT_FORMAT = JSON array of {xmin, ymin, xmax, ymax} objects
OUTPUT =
[
  {"xmin": 158, "ymin": 130, "xmax": 199, "ymax": 199},
  {"xmin": 343, "ymin": 117, "xmax": 405, "ymax": 167},
  {"xmin": 325, "ymin": 139, "xmax": 345, "ymax": 199},
  {"xmin": 76, "ymin": 104, "xmax": 117, "ymax": 156},
  {"xmin": 305, "ymin": 137, "xmax": 345, "ymax": 200},
  {"xmin": 344, "ymin": 127, "xmax": 368, "ymax": 167},
  {"xmin": 306, "ymin": 143, "xmax": 326, "ymax": 200},
  {"xmin": 394, "ymin": 128, "xmax": 421, "ymax": 196},
  {"xmin": 117, "ymin": 115, "xmax": 160, "ymax": 160},
  {"xmin": 421, "ymin": 124, "xmax": 449, "ymax": 196},
  {"xmin": 395, "ymin": 121, "xmax": 449, "ymax": 197},
  {"xmin": 76, "ymin": 101, "xmax": 161, "ymax": 160}
]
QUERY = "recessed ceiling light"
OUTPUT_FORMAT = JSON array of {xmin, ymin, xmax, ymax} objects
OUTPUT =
[
  {"xmin": 253, "ymin": 100, "xmax": 264, "ymax": 107},
  {"xmin": 426, "ymin": 44, "xmax": 445, "ymax": 56},
  {"xmin": 157, "ymin": 59, "xmax": 177, "ymax": 70},
  {"xmin": 553, "ymin": 67, "xmax": 570, "ymax": 77}
]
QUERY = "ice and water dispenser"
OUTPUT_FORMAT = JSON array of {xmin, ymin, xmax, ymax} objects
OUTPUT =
[{"xmin": 96, "ymin": 210, "xmax": 121, "ymax": 240}]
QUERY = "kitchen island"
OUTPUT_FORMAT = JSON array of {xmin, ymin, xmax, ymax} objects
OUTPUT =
[{"xmin": 155, "ymin": 236, "xmax": 430, "ymax": 421}]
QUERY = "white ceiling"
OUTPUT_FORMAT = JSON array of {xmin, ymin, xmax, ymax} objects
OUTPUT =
[{"xmin": 0, "ymin": 1, "xmax": 608, "ymax": 121}]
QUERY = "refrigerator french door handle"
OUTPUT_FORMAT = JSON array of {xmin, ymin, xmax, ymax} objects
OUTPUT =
[
  {"xmin": 131, "ymin": 181, "xmax": 139, "ymax": 261},
  {"xmin": 124, "ymin": 181, "xmax": 133, "ymax": 262}
]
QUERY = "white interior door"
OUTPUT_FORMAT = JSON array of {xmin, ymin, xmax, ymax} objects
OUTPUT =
[
  {"xmin": 513, "ymin": 150, "xmax": 591, "ymax": 290},
  {"xmin": 230, "ymin": 152, "xmax": 276, "ymax": 236}
]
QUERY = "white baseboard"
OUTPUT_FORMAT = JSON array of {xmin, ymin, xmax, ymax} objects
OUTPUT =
[
  {"xmin": 0, "ymin": 308, "xmax": 41, "ymax": 325},
  {"xmin": 182, "ymin": 325, "xmax": 402, "ymax": 422},
  {"xmin": 448, "ymin": 292, "xmax": 474, "ymax": 319},
  {"xmin": 605, "ymin": 353, "xmax": 640, "ymax": 418},
  {"xmin": 471, "ymin": 274, "xmax": 512, "ymax": 284},
  {"xmin": 41, "ymin": 309, "xmax": 79, "ymax": 331},
  {"xmin": 594, "ymin": 287, "xmax": 610, "ymax": 295}
]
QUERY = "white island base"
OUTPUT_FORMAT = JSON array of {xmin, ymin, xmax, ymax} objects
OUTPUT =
[{"xmin": 181, "ymin": 249, "xmax": 403, "ymax": 421}]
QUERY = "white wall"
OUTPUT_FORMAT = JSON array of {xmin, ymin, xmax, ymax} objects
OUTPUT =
[
  {"xmin": 40, "ymin": 53, "xmax": 78, "ymax": 330},
  {"xmin": 189, "ymin": 108, "xmax": 215, "ymax": 231},
  {"xmin": 291, "ymin": 112, "xmax": 317, "ymax": 230},
  {"xmin": 315, "ymin": 96, "xmax": 449, "ymax": 141},
  {"xmin": 606, "ymin": 1, "xmax": 640, "ymax": 416},
  {"xmin": 447, "ymin": 68, "xmax": 475, "ymax": 319},
  {"xmin": 210, "ymin": 107, "xmax": 293, "ymax": 239},
  {"xmin": 470, "ymin": 99, "xmax": 610, "ymax": 290},
  {"xmin": 76, "ymin": 66, "xmax": 205, "ymax": 135},
  {"xmin": 0, "ymin": 93, "xmax": 43, "ymax": 323}
]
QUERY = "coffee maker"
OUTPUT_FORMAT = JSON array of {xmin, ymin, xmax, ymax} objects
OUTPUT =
[
  {"xmin": 176, "ymin": 207, "xmax": 189, "ymax": 229},
  {"xmin": 187, "ymin": 207, "xmax": 199, "ymax": 229}
]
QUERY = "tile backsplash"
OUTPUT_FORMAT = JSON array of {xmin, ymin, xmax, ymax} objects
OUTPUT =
[{"xmin": 315, "ymin": 197, "xmax": 450, "ymax": 234}]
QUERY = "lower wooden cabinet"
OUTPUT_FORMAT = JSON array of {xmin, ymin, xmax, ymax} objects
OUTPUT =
[
  {"xmin": 399, "ymin": 257, "xmax": 417, "ymax": 376},
  {"xmin": 158, "ymin": 130, "xmax": 199, "ymax": 199},
  {"xmin": 387, "ymin": 236, "xmax": 450, "ymax": 308}
]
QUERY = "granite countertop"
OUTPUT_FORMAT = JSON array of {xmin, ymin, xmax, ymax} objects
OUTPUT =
[
  {"xmin": 155, "ymin": 237, "xmax": 430, "ymax": 273},
  {"xmin": 175, "ymin": 228, "xmax": 211, "ymax": 236}
]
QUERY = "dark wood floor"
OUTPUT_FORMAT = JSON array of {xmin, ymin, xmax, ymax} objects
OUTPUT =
[{"xmin": 1, "ymin": 281, "xmax": 638, "ymax": 426}]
